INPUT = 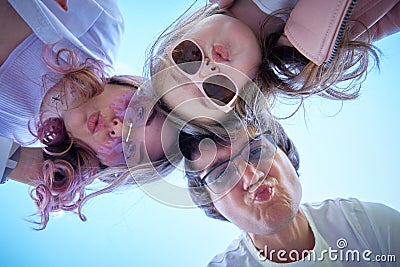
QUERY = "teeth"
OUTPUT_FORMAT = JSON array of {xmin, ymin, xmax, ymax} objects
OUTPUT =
[{"xmin": 264, "ymin": 176, "xmax": 278, "ymax": 187}]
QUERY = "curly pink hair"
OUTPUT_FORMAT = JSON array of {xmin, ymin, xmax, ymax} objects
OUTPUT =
[{"xmin": 29, "ymin": 45, "xmax": 109, "ymax": 230}]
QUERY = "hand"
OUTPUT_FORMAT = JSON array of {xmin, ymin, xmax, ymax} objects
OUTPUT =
[
  {"xmin": 55, "ymin": 0, "xmax": 68, "ymax": 11},
  {"xmin": 209, "ymin": 0, "xmax": 235, "ymax": 9}
]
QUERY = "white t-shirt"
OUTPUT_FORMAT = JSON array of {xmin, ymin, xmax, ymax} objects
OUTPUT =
[
  {"xmin": 9, "ymin": 0, "xmax": 124, "ymax": 68},
  {"xmin": 0, "ymin": 0, "xmax": 124, "ymax": 146},
  {"xmin": 208, "ymin": 198, "xmax": 400, "ymax": 267}
]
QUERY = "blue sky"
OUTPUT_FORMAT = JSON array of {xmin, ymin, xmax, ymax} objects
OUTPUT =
[{"xmin": 0, "ymin": 1, "xmax": 399, "ymax": 266}]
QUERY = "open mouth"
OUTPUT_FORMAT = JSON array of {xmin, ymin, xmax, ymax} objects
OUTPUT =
[
  {"xmin": 212, "ymin": 45, "xmax": 230, "ymax": 62},
  {"xmin": 254, "ymin": 185, "xmax": 273, "ymax": 202},
  {"xmin": 250, "ymin": 177, "xmax": 278, "ymax": 203}
]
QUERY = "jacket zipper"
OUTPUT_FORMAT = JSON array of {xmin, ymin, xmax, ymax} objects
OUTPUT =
[{"xmin": 325, "ymin": 0, "xmax": 357, "ymax": 66}]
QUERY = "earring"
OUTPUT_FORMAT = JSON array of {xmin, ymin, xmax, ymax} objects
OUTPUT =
[{"xmin": 125, "ymin": 122, "xmax": 133, "ymax": 142}]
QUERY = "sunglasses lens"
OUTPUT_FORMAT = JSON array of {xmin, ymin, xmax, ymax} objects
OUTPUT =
[
  {"xmin": 203, "ymin": 75, "xmax": 236, "ymax": 106},
  {"xmin": 171, "ymin": 40, "xmax": 202, "ymax": 75}
]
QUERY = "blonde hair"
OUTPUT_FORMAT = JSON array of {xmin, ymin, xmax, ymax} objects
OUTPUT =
[{"xmin": 145, "ymin": 3, "xmax": 380, "ymax": 116}]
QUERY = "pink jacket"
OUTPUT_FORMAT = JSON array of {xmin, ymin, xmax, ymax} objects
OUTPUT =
[{"xmin": 284, "ymin": 0, "xmax": 400, "ymax": 65}]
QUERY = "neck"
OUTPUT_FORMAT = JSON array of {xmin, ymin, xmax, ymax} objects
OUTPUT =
[
  {"xmin": 226, "ymin": 0, "xmax": 285, "ymax": 40},
  {"xmin": 248, "ymin": 209, "xmax": 315, "ymax": 263}
]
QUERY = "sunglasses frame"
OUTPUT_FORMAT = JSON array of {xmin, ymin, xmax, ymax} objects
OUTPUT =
[{"xmin": 166, "ymin": 39, "xmax": 239, "ymax": 112}]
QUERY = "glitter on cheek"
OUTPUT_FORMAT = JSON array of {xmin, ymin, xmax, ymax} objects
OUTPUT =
[
  {"xmin": 110, "ymin": 90, "xmax": 135, "ymax": 121},
  {"xmin": 97, "ymin": 138, "xmax": 125, "ymax": 166},
  {"xmin": 102, "ymin": 89, "xmax": 153, "ymax": 166}
]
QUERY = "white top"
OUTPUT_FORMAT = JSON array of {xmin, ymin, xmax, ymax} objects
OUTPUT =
[
  {"xmin": 9, "ymin": 0, "xmax": 124, "ymax": 67},
  {"xmin": 0, "ymin": 0, "xmax": 124, "ymax": 147},
  {"xmin": 252, "ymin": 0, "xmax": 298, "ymax": 20},
  {"xmin": 208, "ymin": 198, "xmax": 400, "ymax": 266}
]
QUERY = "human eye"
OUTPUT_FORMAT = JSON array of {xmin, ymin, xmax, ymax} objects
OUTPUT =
[
  {"xmin": 250, "ymin": 146, "xmax": 262, "ymax": 158},
  {"xmin": 249, "ymin": 140, "xmax": 276, "ymax": 163},
  {"xmin": 246, "ymin": 145, "xmax": 261, "ymax": 164},
  {"xmin": 248, "ymin": 139, "xmax": 263, "ymax": 158}
]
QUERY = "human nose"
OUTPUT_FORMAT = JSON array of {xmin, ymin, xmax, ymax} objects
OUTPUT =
[
  {"xmin": 199, "ymin": 57, "xmax": 219, "ymax": 77},
  {"xmin": 237, "ymin": 161, "xmax": 265, "ymax": 191},
  {"xmin": 109, "ymin": 117, "xmax": 123, "ymax": 138}
]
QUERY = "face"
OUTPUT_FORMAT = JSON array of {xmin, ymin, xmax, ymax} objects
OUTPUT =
[
  {"xmin": 193, "ymin": 131, "xmax": 302, "ymax": 235},
  {"xmin": 158, "ymin": 14, "xmax": 261, "ymax": 122},
  {"xmin": 60, "ymin": 83, "xmax": 177, "ymax": 166}
]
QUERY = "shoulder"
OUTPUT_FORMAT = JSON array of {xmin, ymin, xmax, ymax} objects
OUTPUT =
[
  {"xmin": 303, "ymin": 198, "xmax": 400, "ymax": 219},
  {"xmin": 208, "ymin": 234, "xmax": 256, "ymax": 267},
  {"xmin": 302, "ymin": 198, "xmax": 400, "ymax": 253},
  {"xmin": 302, "ymin": 197, "xmax": 400, "ymax": 225}
]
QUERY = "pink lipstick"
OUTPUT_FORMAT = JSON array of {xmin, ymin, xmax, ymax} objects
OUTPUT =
[{"xmin": 87, "ymin": 112, "xmax": 105, "ymax": 133}]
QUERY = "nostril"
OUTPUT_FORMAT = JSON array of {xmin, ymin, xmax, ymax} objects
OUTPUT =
[
  {"xmin": 109, "ymin": 117, "xmax": 123, "ymax": 138},
  {"xmin": 211, "ymin": 66, "xmax": 217, "ymax": 71}
]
